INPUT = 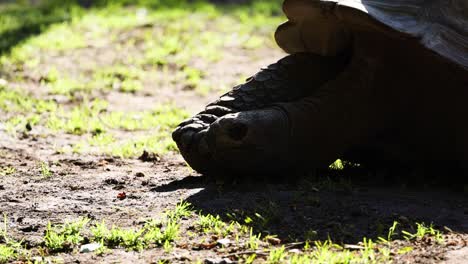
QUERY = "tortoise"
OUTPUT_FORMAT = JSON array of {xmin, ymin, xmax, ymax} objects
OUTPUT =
[{"xmin": 172, "ymin": 0, "xmax": 468, "ymax": 176}]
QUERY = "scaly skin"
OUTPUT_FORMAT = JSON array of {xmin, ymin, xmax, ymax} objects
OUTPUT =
[
  {"xmin": 172, "ymin": 53, "xmax": 349, "ymax": 175},
  {"xmin": 202, "ymin": 52, "xmax": 379, "ymax": 175}
]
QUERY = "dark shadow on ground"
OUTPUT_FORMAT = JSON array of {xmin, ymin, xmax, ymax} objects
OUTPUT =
[
  {"xmin": 153, "ymin": 169, "xmax": 468, "ymax": 244},
  {"xmin": 1, "ymin": 23, "xmax": 52, "ymax": 55},
  {"xmin": 0, "ymin": 4, "xmax": 73, "ymax": 56}
]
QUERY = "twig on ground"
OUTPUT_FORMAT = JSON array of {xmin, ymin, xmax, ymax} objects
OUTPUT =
[{"xmin": 223, "ymin": 241, "xmax": 306, "ymax": 258}]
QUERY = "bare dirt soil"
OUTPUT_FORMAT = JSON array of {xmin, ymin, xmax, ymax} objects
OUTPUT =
[{"xmin": 2, "ymin": 132, "xmax": 468, "ymax": 263}]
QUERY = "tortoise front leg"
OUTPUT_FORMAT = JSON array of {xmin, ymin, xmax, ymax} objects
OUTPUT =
[
  {"xmin": 173, "ymin": 53, "xmax": 349, "ymax": 174},
  {"xmin": 204, "ymin": 57, "xmax": 378, "ymax": 175}
]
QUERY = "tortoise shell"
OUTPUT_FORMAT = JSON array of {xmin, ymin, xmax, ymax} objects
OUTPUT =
[{"xmin": 275, "ymin": 0, "xmax": 468, "ymax": 70}]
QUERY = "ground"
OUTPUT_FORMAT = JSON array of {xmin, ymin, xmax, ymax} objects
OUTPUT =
[{"xmin": 0, "ymin": 1, "xmax": 467, "ymax": 263}]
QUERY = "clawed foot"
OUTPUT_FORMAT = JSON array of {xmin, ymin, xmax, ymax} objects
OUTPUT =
[
  {"xmin": 172, "ymin": 106, "xmax": 230, "ymax": 174},
  {"xmin": 172, "ymin": 107, "xmax": 291, "ymax": 176},
  {"xmin": 172, "ymin": 53, "xmax": 350, "ymax": 176}
]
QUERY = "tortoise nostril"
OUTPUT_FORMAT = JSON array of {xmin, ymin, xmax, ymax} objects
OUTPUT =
[{"xmin": 227, "ymin": 123, "xmax": 248, "ymax": 141}]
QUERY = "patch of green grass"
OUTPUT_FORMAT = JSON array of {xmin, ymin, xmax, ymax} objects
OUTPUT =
[
  {"xmin": 46, "ymin": 99, "xmax": 107, "ymax": 135},
  {"xmin": 89, "ymin": 212, "xmax": 181, "ymax": 251},
  {"xmin": 397, "ymin": 246, "xmax": 414, "ymax": 254},
  {"xmin": 160, "ymin": 221, "xmax": 180, "ymax": 245},
  {"xmin": 87, "ymin": 133, "xmax": 116, "ymax": 147},
  {"xmin": 144, "ymin": 219, "xmax": 179, "ymax": 247},
  {"xmin": 197, "ymin": 214, "xmax": 223, "ymax": 233},
  {"xmin": 329, "ymin": 159, "xmax": 361, "ymax": 170},
  {"xmin": 0, "ymin": 215, "xmax": 28, "ymax": 263},
  {"xmin": 46, "ymin": 98, "xmax": 186, "ymax": 140},
  {"xmin": 196, "ymin": 214, "xmax": 236, "ymax": 237},
  {"xmin": 42, "ymin": 69, "xmax": 87, "ymax": 95},
  {"xmin": 91, "ymin": 65, "xmax": 145, "ymax": 93},
  {"xmin": 0, "ymin": 166, "xmax": 15, "ymax": 176},
  {"xmin": 90, "ymin": 221, "xmax": 109, "ymax": 243},
  {"xmin": 103, "ymin": 105, "xmax": 187, "ymax": 131},
  {"xmin": 106, "ymin": 226, "xmax": 146, "ymax": 251},
  {"xmin": 66, "ymin": 133, "xmax": 176, "ymax": 158},
  {"xmin": 257, "ymin": 221, "xmax": 445, "ymax": 263},
  {"xmin": 244, "ymin": 254, "xmax": 257, "ymax": 264},
  {"xmin": 165, "ymin": 201, "xmax": 192, "ymax": 221},
  {"xmin": 402, "ymin": 222, "xmax": 444, "ymax": 243},
  {"xmin": 0, "ymin": 245, "xmax": 16, "ymax": 264},
  {"xmin": 242, "ymin": 35, "xmax": 265, "ymax": 50},
  {"xmin": 297, "ymin": 239, "xmax": 378, "ymax": 263},
  {"xmin": 267, "ymin": 246, "xmax": 286, "ymax": 264},
  {"xmin": 0, "ymin": 86, "xmax": 57, "ymax": 114},
  {"xmin": 39, "ymin": 162, "xmax": 53, "ymax": 178},
  {"xmin": 377, "ymin": 221, "xmax": 399, "ymax": 244},
  {"xmin": 0, "ymin": 0, "xmax": 283, "ymax": 160},
  {"xmin": 41, "ymin": 65, "xmax": 144, "ymax": 96},
  {"xmin": 0, "ymin": 2, "xmax": 72, "ymax": 56},
  {"xmin": 217, "ymin": 219, "xmax": 445, "ymax": 264},
  {"xmin": 62, "ymin": 103, "xmax": 188, "ymax": 157},
  {"xmin": 43, "ymin": 218, "xmax": 90, "ymax": 252},
  {"xmin": 0, "ymin": 85, "xmax": 57, "ymax": 136},
  {"xmin": 247, "ymin": 228, "xmax": 261, "ymax": 250},
  {"xmin": 27, "ymin": 23, "xmax": 87, "ymax": 51},
  {"xmin": 50, "ymin": 101, "xmax": 125, "ymax": 134},
  {"xmin": 329, "ymin": 159, "xmax": 345, "ymax": 170},
  {"xmin": 106, "ymin": 134, "xmax": 178, "ymax": 157},
  {"xmin": 304, "ymin": 229, "xmax": 318, "ymax": 241},
  {"xmin": 2, "ymin": 204, "xmax": 451, "ymax": 263},
  {"xmin": 1, "ymin": 0, "xmax": 282, "ymax": 68},
  {"xmin": 3, "ymin": 113, "xmax": 41, "ymax": 136},
  {"xmin": 1, "ymin": 81, "xmax": 186, "ymax": 158},
  {"xmin": 180, "ymin": 66, "xmax": 204, "ymax": 90},
  {"xmin": 226, "ymin": 205, "xmax": 279, "ymax": 234}
]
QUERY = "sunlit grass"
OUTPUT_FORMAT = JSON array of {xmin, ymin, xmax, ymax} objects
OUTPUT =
[
  {"xmin": 402, "ymin": 222, "xmax": 444, "ymax": 243},
  {"xmin": 44, "ymin": 218, "xmax": 90, "ymax": 252},
  {"xmin": 0, "ymin": 0, "xmax": 283, "ymax": 96},
  {"xmin": 0, "ymin": 0, "xmax": 281, "ymax": 158},
  {"xmin": 48, "ymin": 203, "xmax": 185, "ymax": 253},
  {"xmin": 39, "ymin": 161, "xmax": 53, "ymax": 178},
  {"xmin": 28, "ymin": 23, "xmax": 87, "ymax": 51},
  {"xmin": 0, "ymin": 0, "xmax": 282, "ymax": 64},
  {"xmin": 0, "ymin": 86, "xmax": 57, "ymax": 113},
  {"xmin": 90, "ymin": 65, "xmax": 145, "ymax": 93},
  {"xmin": 100, "ymin": 133, "xmax": 180, "ymax": 157},
  {"xmin": 0, "ymin": 200, "xmax": 451, "ymax": 263},
  {"xmin": 0, "ymin": 215, "xmax": 29, "ymax": 263},
  {"xmin": 0, "ymin": 81, "xmax": 187, "ymax": 157},
  {"xmin": 62, "ymin": 103, "xmax": 189, "ymax": 157},
  {"xmin": 46, "ymin": 99, "xmax": 108, "ymax": 135},
  {"xmin": 51, "ymin": 102, "xmax": 188, "ymax": 157},
  {"xmin": 0, "ymin": 166, "xmax": 15, "ymax": 176}
]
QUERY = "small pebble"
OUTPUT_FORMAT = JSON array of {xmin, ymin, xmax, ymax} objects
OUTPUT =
[
  {"xmin": 80, "ymin": 243, "xmax": 101, "ymax": 253},
  {"xmin": 267, "ymin": 237, "xmax": 281, "ymax": 245},
  {"xmin": 398, "ymin": 215, "xmax": 409, "ymax": 224},
  {"xmin": 204, "ymin": 258, "xmax": 235, "ymax": 264},
  {"xmin": 217, "ymin": 238, "xmax": 231, "ymax": 247},
  {"xmin": 288, "ymin": 249, "xmax": 302, "ymax": 254}
]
